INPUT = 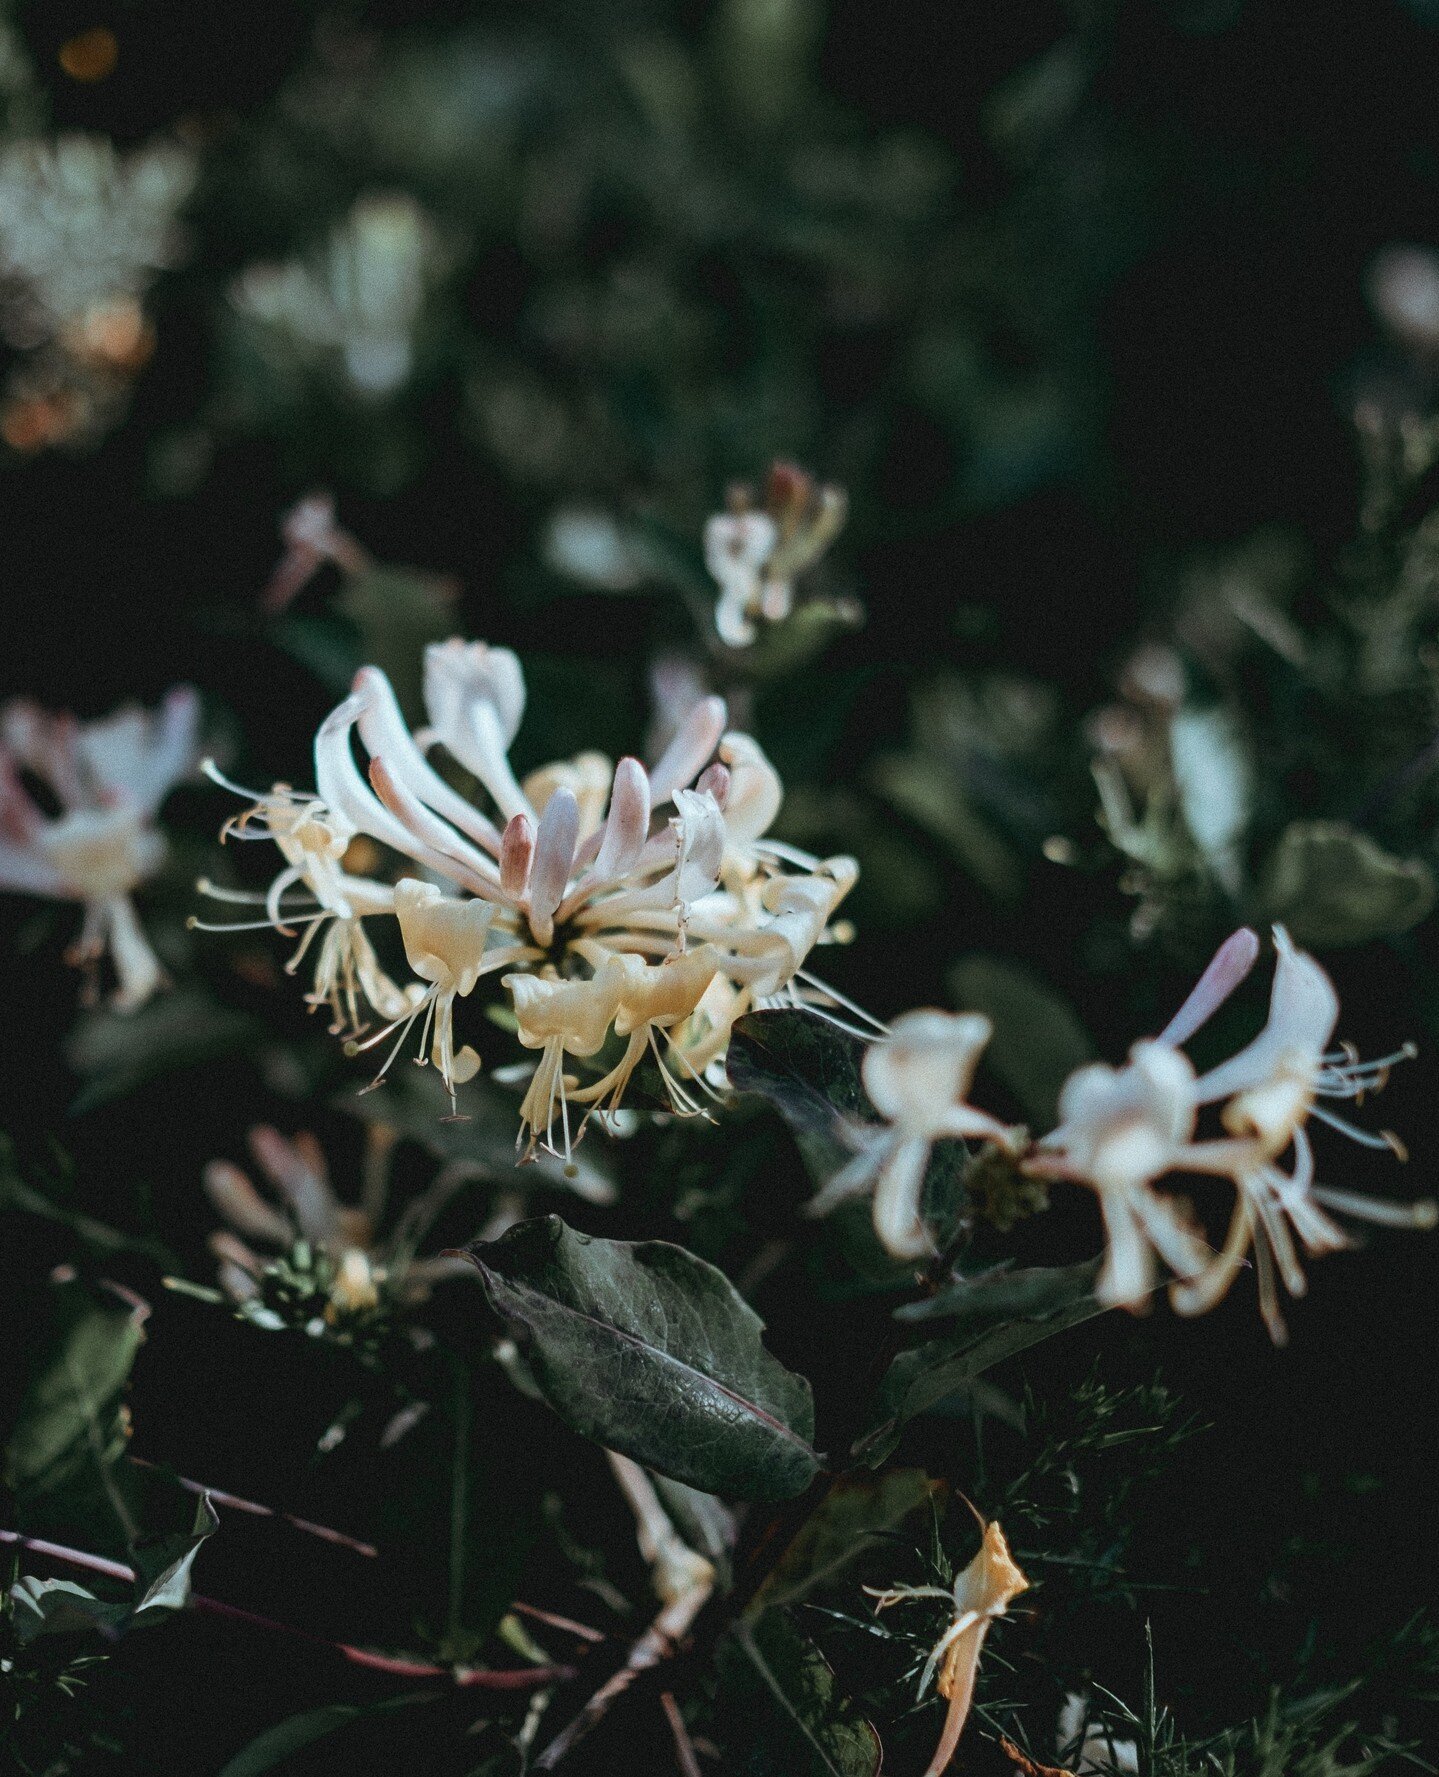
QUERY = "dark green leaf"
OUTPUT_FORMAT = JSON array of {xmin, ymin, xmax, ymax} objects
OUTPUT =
[
  {"xmin": 720, "ymin": 1611, "xmax": 883, "ymax": 1777},
  {"xmin": 67, "ymin": 989, "xmax": 265, "ymax": 1115},
  {"xmin": 1258, "ymin": 820, "xmax": 1436, "ymax": 948},
  {"xmin": 9, "ymin": 1576, "xmax": 130, "ymax": 1645},
  {"xmin": 336, "ymin": 565, "xmax": 459, "ymax": 720},
  {"xmin": 6, "ymin": 1278, "xmax": 146, "ymax": 1516},
  {"xmin": 749, "ymin": 1468, "xmax": 941, "ymax": 1613},
  {"xmin": 456, "ymin": 1216, "xmax": 820, "ymax": 1500},
  {"xmin": 949, "ymin": 954, "xmax": 1093, "ymax": 1128},
  {"xmin": 216, "ymin": 1694, "xmax": 441, "ymax": 1777},
  {"xmin": 854, "ymin": 1260, "xmax": 1106, "ymax": 1465}
]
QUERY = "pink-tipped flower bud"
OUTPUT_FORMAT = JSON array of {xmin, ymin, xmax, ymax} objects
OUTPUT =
[{"xmin": 500, "ymin": 811, "xmax": 535, "ymax": 899}]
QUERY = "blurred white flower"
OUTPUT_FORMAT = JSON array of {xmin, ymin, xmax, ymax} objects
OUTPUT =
[
  {"xmin": 201, "ymin": 637, "xmax": 857, "ymax": 1158},
  {"xmin": 202, "ymin": 1123, "xmax": 473, "ymax": 1329},
  {"xmin": 0, "ymin": 133, "xmax": 194, "ymax": 448},
  {"xmin": 230, "ymin": 193, "xmax": 440, "ymax": 398},
  {"xmin": 1168, "ymin": 705, "xmax": 1252, "ymax": 895},
  {"xmin": 704, "ymin": 461, "xmax": 846, "ymax": 647},
  {"xmin": 541, "ymin": 506, "xmax": 644, "ymax": 591},
  {"xmin": 868, "ymin": 1512, "xmax": 1030, "ymax": 1777},
  {"xmin": 0, "ymin": 688, "xmax": 199, "ymax": 1008}
]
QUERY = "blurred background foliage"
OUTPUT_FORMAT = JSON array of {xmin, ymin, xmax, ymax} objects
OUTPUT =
[{"xmin": 3, "ymin": 1, "xmax": 1439, "ymax": 1771}]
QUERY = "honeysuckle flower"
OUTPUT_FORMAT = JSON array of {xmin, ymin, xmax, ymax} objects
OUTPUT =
[
  {"xmin": 809, "ymin": 1009, "xmax": 1022, "ymax": 1261},
  {"xmin": 0, "ymin": 687, "xmax": 199, "ymax": 1008},
  {"xmin": 868, "ymin": 1512, "xmax": 1030, "ymax": 1777},
  {"xmin": 229, "ymin": 192, "xmax": 439, "ymax": 398},
  {"xmin": 703, "ymin": 462, "xmax": 847, "ymax": 647},
  {"xmin": 194, "ymin": 774, "xmax": 415, "ymax": 1037},
  {"xmin": 202, "ymin": 1123, "xmax": 473, "ymax": 1332},
  {"xmin": 1031, "ymin": 1040, "xmax": 1211, "ymax": 1310},
  {"xmin": 1170, "ymin": 925, "xmax": 1432, "ymax": 1340},
  {"xmin": 1035, "ymin": 925, "xmax": 1431, "ymax": 1339},
  {"xmin": 201, "ymin": 637, "xmax": 857, "ymax": 1156}
]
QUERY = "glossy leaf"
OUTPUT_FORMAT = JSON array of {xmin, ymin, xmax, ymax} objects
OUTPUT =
[{"xmin": 456, "ymin": 1216, "xmax": 820, "ymax": 1500}]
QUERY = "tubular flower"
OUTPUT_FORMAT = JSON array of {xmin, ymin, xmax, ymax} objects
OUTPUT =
[
  {"xmin": 810, "ymin": 1010, "xmax": 1023, "ymax": 1261},
  {"xmin": 195, "ymin": 776, "xmax": 415, "ymax": 1038},
  {"xmin": 0, "ymin": 687, "xmax": 199, "ymax": 1008},
  {"xmin": 1030, "ymin": 1041, "xmax": 1211, "ymax": 1310},
  {"xmin": 703, "ymin": 462, "xmax": 847, "ymax": 647},
  {"xmin": 1171, "ymin": 926, "xmax": 1432, "ymax": 1341},
  {"xmin": 868, "ymin": 1513, "xmax": 1030, "ymax": 1777},
  {"xmin": 202, "ymin": 1124, "xmax": 473, "ymax": 1332},
  {"xmin": 201, "ymin": 638, "xmax": 858, "ymax": 1153},
  {"xmin": 1033, "ymin": 926, "xmax": 1432, "ymax": 1339}
]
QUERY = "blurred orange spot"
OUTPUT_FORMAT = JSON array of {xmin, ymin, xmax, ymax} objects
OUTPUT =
[
  {"xmin": 1, "ymin": 391, "xmax": 82, "ymax": 452},
  {"xmin": 65, "ymin": 296, "xmax": 155, "ymax": 372},
  {"xmin": 59, "ymin": 26, "xmax": 119, "ymax": 81}
]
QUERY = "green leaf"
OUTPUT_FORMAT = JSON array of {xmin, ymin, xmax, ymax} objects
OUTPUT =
[
  {"xmin": 6, "ymin": 1278, "xmax": 146, "ymax": 1516},
  {"xmin": 1258, "ymin": 820, "xmax": 1436, "ymax": 948},
  {"xmin": 948, "ymin": 954, "xmax": 1093, "ymax": 1127},
  {"xmin": 66, "ymin": 988, "xmax": 264, "ymax": 1114},
  {"xmin": 870, "ymin": 750, "xmax": 1024, "ymax": 902},
  {"xmin": 8, "ymin": 1494, "xmax": 217, "ymax": 1645},
  {"xmin": 456, "ymin": 1216, "xmax": 821, "ymax": 1500},
  {"xmin": 749, "ymin": 1468, "xmax": 941, "ymax": 1613},
  {"xmin": 726, "ymin": 1009, "xmax": 967, "ymax": 1256},
  {"xmin": 216, "ymin": 1695, "xmax": 441, "ymax": 1777},
  {"xmin": 130, "ymin": 1492, "xmax": 220, "ymax": 1619},
  {"xmin": 720, "ymin": 1611, "xmax": 883, "ymax": 1777},
  {"xmin": 854, "ymin": 1260, "xmax": 1106, "ymax": 1466},
  {"xmin": 9, "ymin": 1576, "xmax": 130, "ymax": 1645}
]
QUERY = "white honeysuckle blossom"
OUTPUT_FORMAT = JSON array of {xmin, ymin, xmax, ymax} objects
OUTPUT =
[
  {"xmin": 0, "ymin": 687, "xmax": 199, "ymax": 1008},
  {"xmin": 1032, "ymin": 925, "xmax": 1432, "ymax": 1339},
  {"xmin": 809, "ymin": 1009, "xmax": 1022, "ymax": 1261},
  {"xmin": 200, "ymin": 637, "xmax": 858, "ymax": 1160},
  {"xmin": 1169, "ymin": 926, "xmax": 1432, "ymax": 1341},
  {"xmin": 703, "ymin": 462, "xmax": 847, "ymax": 647},
  {"xmin": 868, "ymin": 1511, "xmax": 1030, "ymax": 1777}
]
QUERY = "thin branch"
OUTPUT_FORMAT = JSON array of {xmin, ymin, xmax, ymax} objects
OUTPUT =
[
  {"xmin": 661, "ymin": 1690, "xmax": 705, "ymax": 1777},
  {"xmin": 129, "ymin": 1456, "xmax": 378, "ymax": 1556},
  {"xmin": 532, "ymin": 1454, "xmax": 716, "ymax": 1769},
  {"xmin": 0, "ymin": 1529, "xmax": 573, "ymax": 1691}
]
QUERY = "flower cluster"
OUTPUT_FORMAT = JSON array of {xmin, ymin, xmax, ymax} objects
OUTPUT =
[
  {"xmin": 202, "ymin": 1123, "xmax": 474, "ymax": 1333},
  {"xmin": 704, "ymin": 461, "xmax": 847, "ymax": 647},
  {"xmin": 0, "ymin": 687, "xmax": 200, "ymax": 1008},
  {"xmin": 201, "ymin": 638, "xmax": 857, "ymax": 1162},
  {"xmin": 827, "ymin": 926, "xmax": 1433, "ymax": 1339},
  {"xmin": 0, "ymin": 133, "xmax": 195, "ymax": 450}
]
